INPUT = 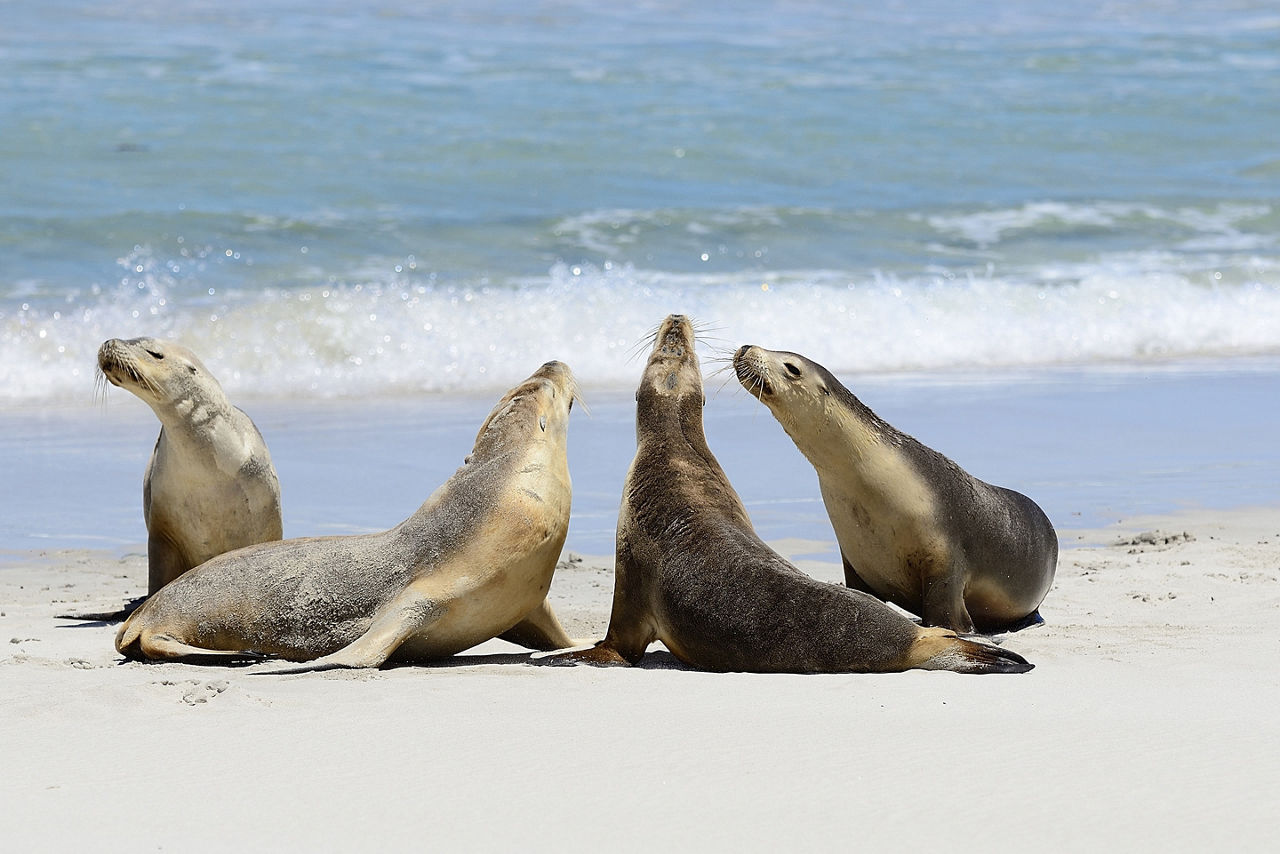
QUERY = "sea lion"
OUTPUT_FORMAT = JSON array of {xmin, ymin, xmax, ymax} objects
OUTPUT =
[
  {"xmin": 77, "ymin": 337, "xmax": 282, "ymax": 620},
  {"xmin": 546, "ymin": 315, "xmax": 1030, "ymax": 674},
  {"xmin": 115, "ymin": 361, "xmax": 578, "ymax": 667},
  {"xmin": 733, "ymin": 345, "xmax": 1057, "ymax": 634}
]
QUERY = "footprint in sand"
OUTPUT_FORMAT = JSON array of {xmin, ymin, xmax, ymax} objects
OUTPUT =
[{"xmin": 157, "ymin": 679, "xmax": 230, "ymax": 706}]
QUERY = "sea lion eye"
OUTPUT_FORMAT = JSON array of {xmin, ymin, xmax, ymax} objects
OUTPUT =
[
  {"xmin": 784, "ymin": 362, "xmax": 801, "ymax": 377},
  {"xmin": 819, "ymin": 385, "xmax": 831, "ymax": 396},
  {"xmin": 146, "ymin": 350, "xmax": 164, "ymax": 359}
]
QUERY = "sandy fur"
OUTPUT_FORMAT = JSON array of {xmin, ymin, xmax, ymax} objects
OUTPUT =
[{"xmin": 115, "ymin": 362, "xmax": 578, "ymax": 666}]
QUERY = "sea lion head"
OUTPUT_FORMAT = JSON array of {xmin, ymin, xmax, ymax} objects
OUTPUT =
[
  {"xmin": 468, "ymin": 360, "xmax": 578, "ymax": 464},
  {"xmin": 637, "ymin": 314, "xmax": 704, "ymax": 411},
  {"xmin": 97, "ymin": 337, "xmax": 225, "ymax": 411},
  {"xmin": 732, "ymin": 345, "xmax": 846, "ymax": 436}
]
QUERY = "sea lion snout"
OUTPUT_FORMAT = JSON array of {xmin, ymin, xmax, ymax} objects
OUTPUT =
[
  {"xmin": 652, "ymin": 313, "xmax": 697, "ymax": 360},
  {"xmin": 97, "ymin": 337, "xmax": 164, "ymax": 390},
  {"xmin": 534, "ymin": 359, "xmax": 571, "ymax": 379},
  {"xmin": 732, "ymin": 345, "xmax": 774, "ymax": 398}
]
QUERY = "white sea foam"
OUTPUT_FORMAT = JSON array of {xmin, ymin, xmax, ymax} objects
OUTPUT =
[
  {"xmin": 922, "ymin": 202, "xmax": 1274, "ymax": 249},
  {"xmin": 4, "ymin": 252, "xmax": 1279, "ymax": 404}
]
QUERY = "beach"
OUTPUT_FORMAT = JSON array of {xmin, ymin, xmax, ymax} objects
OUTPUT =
[
  {"xmin": 3, "ymin": 364, "xmax": 1278, "ymax": 850},
  {"xmin": 4, "ymin": 0, "xmax": 1280, "ymax": 848}
]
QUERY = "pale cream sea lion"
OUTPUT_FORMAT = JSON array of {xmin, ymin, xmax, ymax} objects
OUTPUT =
[
  {"xmin": 115, "ymin": 361, "xmax": 578, "ymax": 667},
  {"xmin": 734, "ymin": 345, "xmax": 1057, "ymax": 634},
  {"xmin": 72, "ymin": 337, "xmax": 282, "ymax": 620},
  {"xmin": 546, "ymin": 315, "xmax": 1031, "ymax": 674}
]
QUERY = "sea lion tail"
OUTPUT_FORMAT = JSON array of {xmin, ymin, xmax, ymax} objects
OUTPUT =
[
  {"xmin": 114, "ymin": 615, "xmax": 145, "ymax": 659},
  {"xmin": 910, "ymin": 629, "xmax": 1034, "ymax": 675}
]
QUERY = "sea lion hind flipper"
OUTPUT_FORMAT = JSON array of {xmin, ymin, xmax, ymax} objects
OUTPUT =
[
  {"xmin": 533, "ymin": 641, "xmax": 633, "ymax": 667},
  {"xmin": 58, "ymin": 596, "xmax": 148, "ymax": 623},
  {"xmin": 499, "ymin": 598, "xmax": 574, "ymax": 651},
  {"xmin": 909, "ymin": 629, "xmax": 1034, "ymax": 675},
  {"xmin": 1002, "ymin": 609, "xmax": 1046, "ymax": 633},
  {"xmin": 119, "ymin": 630, "xmax": 264, "ymax": 665}
]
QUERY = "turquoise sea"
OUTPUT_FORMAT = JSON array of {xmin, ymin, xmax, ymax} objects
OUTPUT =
[{"xmin": 2, "ymin": 0, "xmax": 1279, "ymax": 401}]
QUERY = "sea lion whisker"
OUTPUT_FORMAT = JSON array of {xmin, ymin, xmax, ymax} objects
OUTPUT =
[
  {"xmin": 568, "ymin": 378, "xmax": 591, "ymax": 417},
  {"xmin": 626, "ymin": 332, "xmax": 661, "ymax": 363},
  {"xmin": 92, "ymin": 371, "xmax": 111, "ymax": 407},
  {"xmin": 140, "ymin": 365, "xmax": 163, "ymax": 397},
  {"xmin": 694, "ymin": 333, "xmax": 733, "ymax": 349},
  {"xmin": 704, "ymin": 363, "xmax": 735, "ymax": 382},
  {"xmin": 626, "ymin": 325, "xmax": 664, "ymax": 360},
  {"xmin": 708, "ymin": 371, "xmax": 740, "ymax": 398},
  {"xmin": 705, "ymin": 359, "xmax": 733, "ymax": 373}
]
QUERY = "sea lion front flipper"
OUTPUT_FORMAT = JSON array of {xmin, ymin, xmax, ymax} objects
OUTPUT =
[
  {"xmin": 534, "ymin": 542, "xmax": 655, "ymax": 666},
  {"xmin": 591, "ymin": 538, "xmax": 658, "ymax": 664},
  {"xmin": 499, "ymin": 598, "xmax": 574, "ymax": 651},
  {"xmin": 307, "ymin": 589, "xmax": 446, "ymax": 670},
  {"xmin": 920, "ymin": 563, "xmax": 975, "ymax": 634},
  {"xmin": 840, "ymin": 554, "xmax": 877, "ymax": 595},
  {"xmin": 146, "ymin": 529, "xmax": 189, "ymax": 595}
]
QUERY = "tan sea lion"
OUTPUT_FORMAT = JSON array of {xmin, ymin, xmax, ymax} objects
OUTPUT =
[
  {"xmin": 115, "ymin": 361, "xmax": 578, "ymax": 667},
  {"xmin": 733, "ymin": 345, "xmax": 1057, "ymax": 634},
  {"xmin": 73, "ymin": 337, "xmax": 282, "ymax": 621},
  {"xmin": 545, "ymin": 315, "xmax": 1030, "ymax": 674}
]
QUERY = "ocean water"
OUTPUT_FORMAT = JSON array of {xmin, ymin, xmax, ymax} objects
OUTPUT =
[
  {"xmin": 7, "ymin": 363, "xmax": 1279, "ymax": 555},
  {"xmin": 3, "ymin": 0, "xmax": 1280, "ymax": 401}
]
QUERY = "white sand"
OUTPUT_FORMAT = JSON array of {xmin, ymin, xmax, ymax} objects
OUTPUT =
[{"xmin": 3, "ymin": 505, "xmax": 1277, "ymax": 851}]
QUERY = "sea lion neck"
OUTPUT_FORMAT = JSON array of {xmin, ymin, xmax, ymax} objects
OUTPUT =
[{"xmin": 635, "ymin": 385, "xmax": 709, "ymax": 450}]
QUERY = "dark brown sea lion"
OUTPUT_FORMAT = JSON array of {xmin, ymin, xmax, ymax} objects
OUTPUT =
[{"xmin": 548, "ymin": 316, "xmax": 1031, "ymax": 674}]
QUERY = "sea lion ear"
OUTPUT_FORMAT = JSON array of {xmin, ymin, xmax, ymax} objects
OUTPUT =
[{"xmin": 539, "ymin": 415, "xmax": 547, "ymax": 432}]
